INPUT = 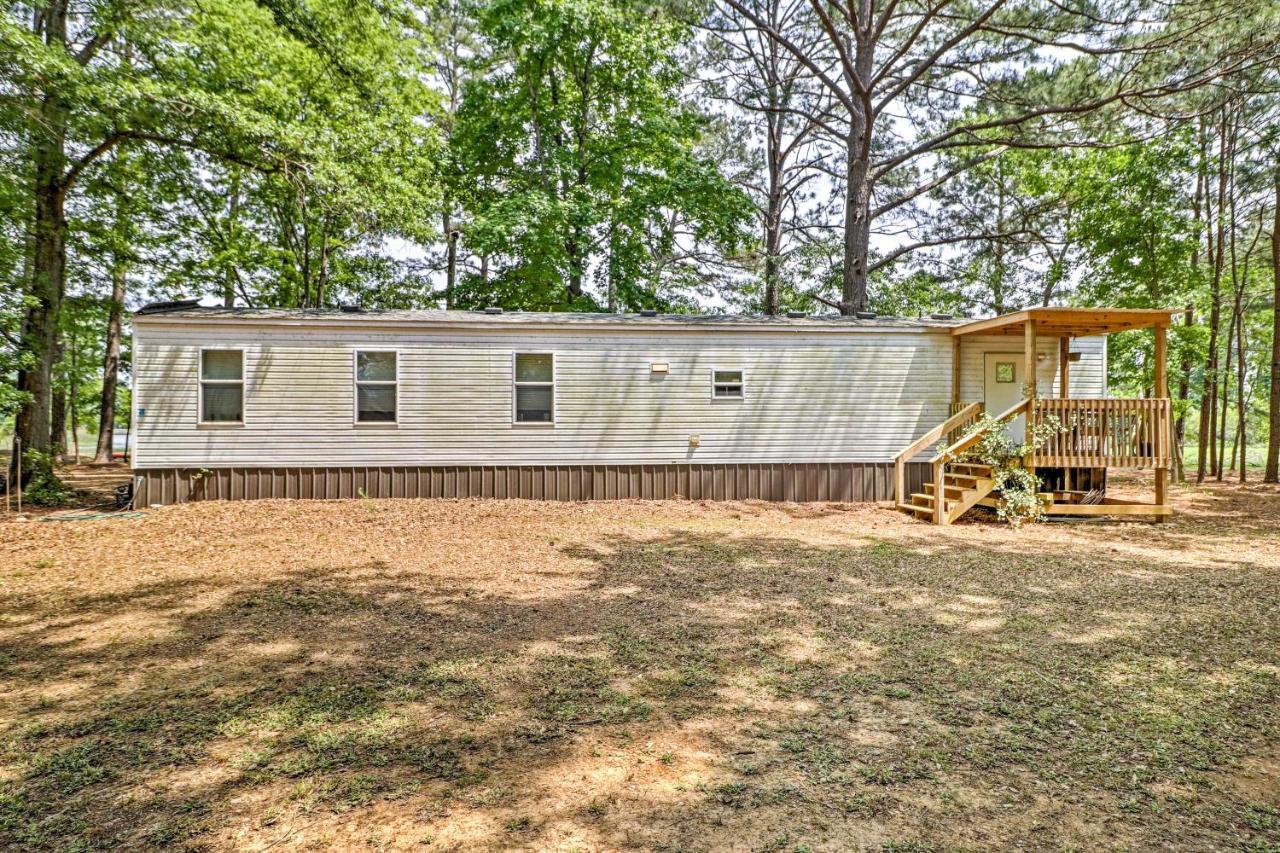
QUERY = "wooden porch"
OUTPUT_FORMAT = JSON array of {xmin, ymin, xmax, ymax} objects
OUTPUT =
[{"xmin": 893, "ymin": 307, "xmax": 1177, "ymax": 525}]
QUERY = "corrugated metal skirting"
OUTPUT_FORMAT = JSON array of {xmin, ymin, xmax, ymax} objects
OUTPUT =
[{"xmin": 132, "ymin": 462, "xmax": 930, "ymax": 507}]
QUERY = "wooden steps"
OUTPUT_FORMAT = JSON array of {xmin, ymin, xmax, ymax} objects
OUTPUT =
[
  {"xmin": 55, "ymin": 463, "xmax": 132, "ymax": 504},
  {"xmin": 901, "ymin": 463, "xmax": 996, "ymax": 524}
]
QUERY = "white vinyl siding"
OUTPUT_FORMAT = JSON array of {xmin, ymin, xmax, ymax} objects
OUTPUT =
[
  {"xmin": 956, "ymin": 334, "xmax": 1107, "ymax": 403},
  {"xmin": 132, "ymin": 322, "xmax": 1106, "ymax": 469}
]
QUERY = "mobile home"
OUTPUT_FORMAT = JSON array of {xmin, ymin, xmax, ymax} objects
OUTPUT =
[{"xmin": 130, "ymin": 303, "xmax": 1175, "ymax": 522}]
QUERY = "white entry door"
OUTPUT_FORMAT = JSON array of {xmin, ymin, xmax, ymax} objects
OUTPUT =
[{"xmin": 984, "ymin": 353, "xmax": 1025, "ymax": 442}]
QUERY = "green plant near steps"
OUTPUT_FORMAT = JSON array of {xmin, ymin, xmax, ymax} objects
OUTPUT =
[
  {"xmin": 20, "ymin": 450, "xmax": 74, "ymax": 507},
  {"xmin": 949, "ymin": 413, "xmax": 1065, "ymax": 528}
]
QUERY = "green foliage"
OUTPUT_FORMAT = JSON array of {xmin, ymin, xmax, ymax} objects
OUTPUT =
[
  {"xmin": 957, "ymin": 414, "xmax": 1065, "ymax": 528},
  {"xmin": 448, "ymin": 0, "xmax": 752, "ymax": 310},
  {"xmin": 1053, "ymin": 137, "xmax": 1201, "ymax": 396},
  {"xmin": 19, "ymin": 450, "xmax": 73, "ymax": 507},
  {"xmin": 869, "ymin": 270, "xmax": 972, "ymax": 318}
]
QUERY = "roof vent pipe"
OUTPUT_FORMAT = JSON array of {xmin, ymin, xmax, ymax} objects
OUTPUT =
[
  {"xmin": 484, "ymin": 306, "xmax": 503, "ymax": 315},
  {"xmin": 854, "ymin": 311, "xmax": 877, "ymax": 320}
]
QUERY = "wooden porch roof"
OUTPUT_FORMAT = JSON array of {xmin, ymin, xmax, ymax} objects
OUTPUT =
[{"xmin": 950, "ymin": 307, "xmax": 1178, "ymax": 338}]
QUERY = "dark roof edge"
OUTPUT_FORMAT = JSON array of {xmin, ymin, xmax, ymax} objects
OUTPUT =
[
  {"xmin": 135, "ymin": 298, "xmax": 203, "ymax": 315},
  {"xmin": 130, "ymin": 305, "xmax": 969, "ymax": 332}
]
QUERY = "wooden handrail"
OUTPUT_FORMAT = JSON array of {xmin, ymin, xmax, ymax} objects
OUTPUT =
[
  {"xmin": 893, "ymin": 401, "xmax": 983, "ymax": 463},
  {"xmin": 892, "ymin": 401, "xmax": 982, "ymax": 508},
  {"xmin": 932, "ymin": 398, "xmax": 1030, "ymax": 463}
]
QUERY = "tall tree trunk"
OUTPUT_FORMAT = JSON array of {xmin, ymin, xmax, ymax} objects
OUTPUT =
[
  {"xmin": 841, "ymin": 118, "xmax": 871, "ymax": 315},
  {"xmin": 763, "ymin": 183, "xmax": 782, "ymax": 315},
  {"xmin": 566, "ymin": 236, "xmax": 584, "ymax": 303},
  {"xmin": 604, "ymin": 216, "xmax": 618, "ymax": 312},
  {"xmin": 1265, "ymin": 161, "xmax": 1280, "ymax": 483},
  {"xmin": 1217, "ymin": 183, "xmax": 1239, "ymax": 482},
  {"xmin": 222, "ymin": 167, "xmax": 242, "ymax": 307},
  {"xmin": 1173, "ymin": 305, "xmax": 1192, "ymax": 482},
  {"xmin": 443, "ymin": 208, "xmax": 458, "ymax": 309},
  {"xmin": 1177, "ymin": 151, "xmax": 1206, "ymax": 483},
  {"xmin": 94, "ymin": 236, "xmax": 127, "ymax": 464},
  {"xmin": 49, "ymin": 332, "xmax": 66, "ymax": 459},
  {"xmin": 992, "ymin": 162, "xmax": 1008, "ymax": 314},
  {"xmin": 1197, "ymin": 111, "xmax": 1228, "ymax": 484},
  {"xmin": 14, "ymin": 0, "xmax": 70, "ymax": 481},
  {"xmin": 762, "ymin": 91, "xmax": 783, "ymax": 315},
  {"xmin": 1234, "ymin": 218, "xmax": 1256, "ymax": 482},
  {"xmin": 1234, "ymin": 314, "xmax": 1246, "ymax": 481},
  {"xmin": 68, "ymin": 323, "xmax": 79, "ymax": 464},
  {"xmin": 1218, "ymin": 305, "xmax": 1235, "ymax": 481},
  {"xmin": 840, "ymin": 36, "xmax": 875, "ymax": 316}
]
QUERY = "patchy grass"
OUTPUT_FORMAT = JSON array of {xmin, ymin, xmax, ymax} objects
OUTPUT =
[{"xmin": 0, "ymin": 475, "xmax": 1277, "ymax": 850}]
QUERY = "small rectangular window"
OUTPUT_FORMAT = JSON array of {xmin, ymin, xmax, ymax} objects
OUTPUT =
[
  {"xmin": 200, "ymin": 349, "xmax": 244, "ymax": 423},
  {"xmin": 355, "ymin": 350, "xmax": 397, "ymax": 423},
  {"xmin": 514, "ymin": 353, "xmax": 554, "ymax": 423},
  {"xmin": 712, "ymin": 369, "xmax": 744, "ymax": 399}
]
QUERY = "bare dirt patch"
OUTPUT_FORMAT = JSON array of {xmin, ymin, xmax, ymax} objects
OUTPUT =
[{"xmin": 1, "ymin": 476, "xmax": 1277, "ymax": 850}]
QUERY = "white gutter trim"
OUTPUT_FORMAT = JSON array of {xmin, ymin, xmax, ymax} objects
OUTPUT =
[{"xmin": 130, "ymin": 315, "xmax": 955, "ymax": 335}]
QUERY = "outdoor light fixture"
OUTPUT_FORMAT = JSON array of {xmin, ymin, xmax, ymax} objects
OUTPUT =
[{"xmin": 1068, "ymin": 352, "xmax": 1083, "ymax": 363}]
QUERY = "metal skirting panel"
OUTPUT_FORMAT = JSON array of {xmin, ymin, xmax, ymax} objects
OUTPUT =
[{"xmin": 132, "ymin": 462, "xmax": 931, "ymax": 507}]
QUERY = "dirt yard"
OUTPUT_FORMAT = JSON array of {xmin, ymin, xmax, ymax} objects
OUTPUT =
[{"xmin": 1, "ymin": 476, "xmax": 1277, "ymax": 851}]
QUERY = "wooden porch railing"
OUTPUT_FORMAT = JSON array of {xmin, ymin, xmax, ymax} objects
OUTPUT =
[
  {"xmin": 893, "ymin": 401, "xmax": 983, "ymax": 509},
  {"xmin": 926, "ymin": 398, "xmax": 1031, "ymax": 523},
  {"xmin": 1030, "ymin": 397, "xmax": 1172, "ymax": 468}
]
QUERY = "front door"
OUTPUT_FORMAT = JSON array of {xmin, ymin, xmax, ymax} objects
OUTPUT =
[{"xmin": 984, "ymin": 353, "xmax": 1025, "ymax": 442}]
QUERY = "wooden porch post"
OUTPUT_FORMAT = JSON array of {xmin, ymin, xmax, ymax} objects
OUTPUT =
[
  {"xmin": 1023, "ymin": 320, "xmax": 1038, "ymax": 401},
  {"xmin": 951, "ymin": 336, "xmax": 962, "ymax": 406},
  {"xmin": 1059, "ymin": 337, "xmax": 1070, "ymax": 398},
  {"xmin": 1024, "ymin": 319, "xmax": 1037, "ymax": 481},
  {"xmin": 1154, "ymin": 323, "xmax": 1169, "ymax": 519}
]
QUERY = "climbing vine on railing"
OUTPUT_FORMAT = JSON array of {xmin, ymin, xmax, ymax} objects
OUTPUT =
[{"xmin": 954, "ymin": 413, "xmax": 1065, "ymax": 528}]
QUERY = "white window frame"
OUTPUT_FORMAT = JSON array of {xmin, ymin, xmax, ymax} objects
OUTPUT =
[
  {"xmin": 710, "ymin": 367, "xmax": 745, "ymax": 400},
  {"xmin": 353, "ymin": 348, "xmax": 399, "ymax": 426},
  {"xmin": 198, "ymin": 347, "xmax": 245, "ymax": 426},
  {"xmin": 512, "ymin": 352, "xmax": 555, "ymax": 425}
]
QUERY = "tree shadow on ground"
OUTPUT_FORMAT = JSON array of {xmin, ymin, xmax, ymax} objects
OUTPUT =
[{"xmin": 1, "ymin": 514, "xmax": 1278, "ymax": 850}]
